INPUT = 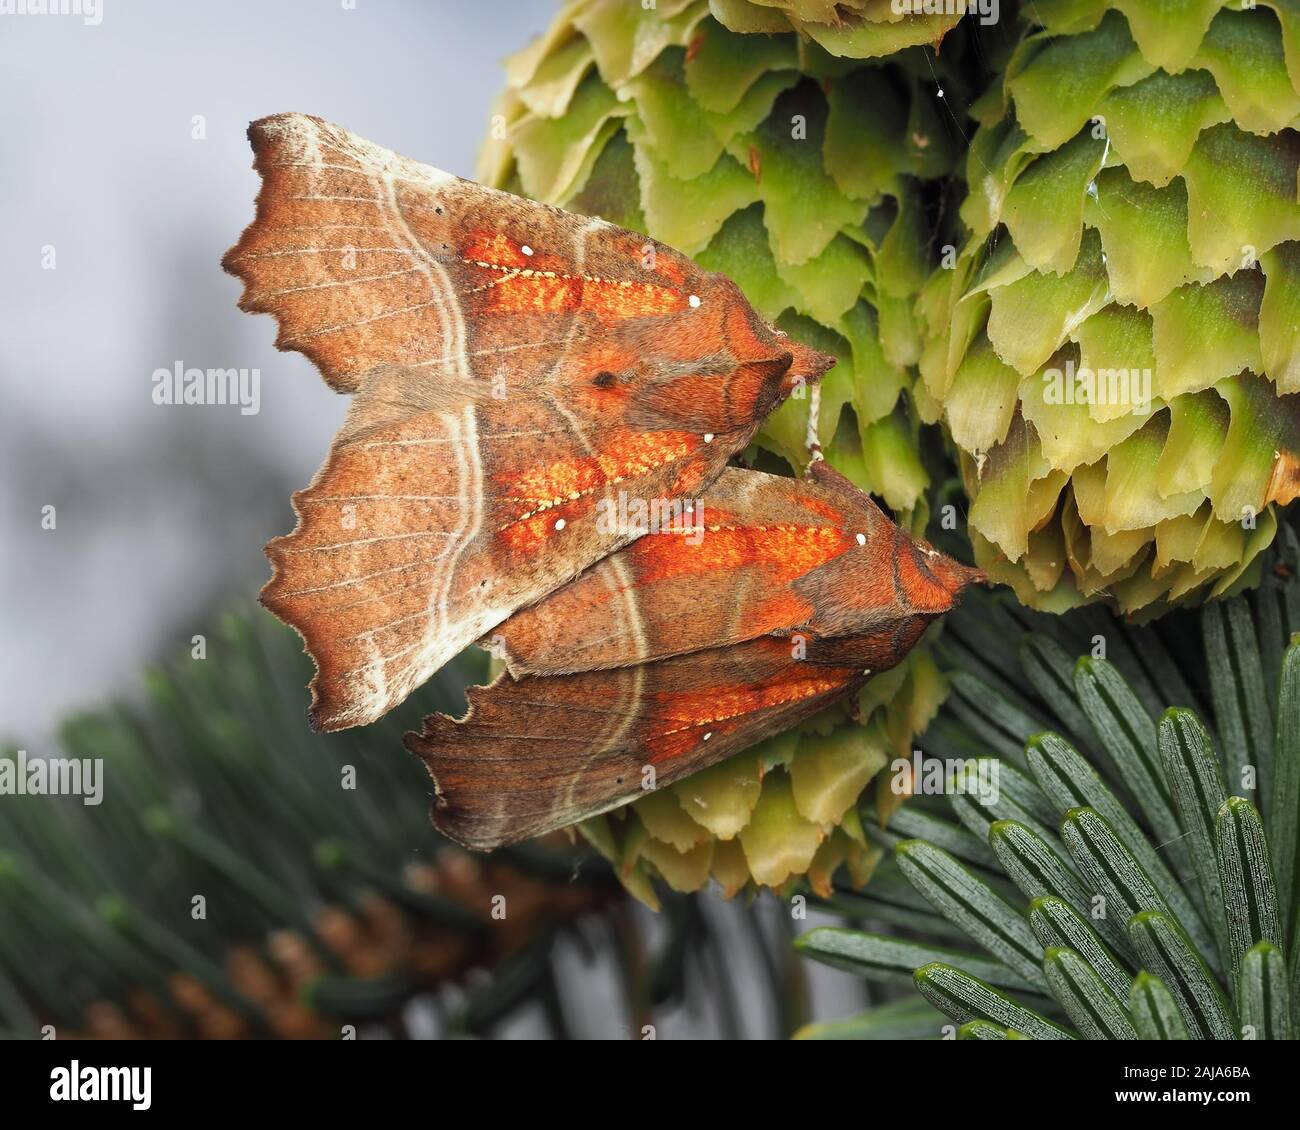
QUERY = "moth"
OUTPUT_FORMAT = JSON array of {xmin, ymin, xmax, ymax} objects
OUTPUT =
[
  {"xmin": 223, "ymin": 113, "xmax": 834, "ymax": 732},
  {"xmin": 407, "ymin": 460, "xmax": 982, "ymax": 849},
  {"xmin": 224, "ymin": 114, "xmax": 982, "ymax": 849}
]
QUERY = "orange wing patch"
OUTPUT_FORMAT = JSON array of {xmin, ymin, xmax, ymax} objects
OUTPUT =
[
  {"xmin": 456, "ymin": 227, "xmax": 690, "ymax": 320},
  {"xmin": 645, "ymin": 654, "xmax": 858, "ymax": 764},
  {"xmin": 461, "ymin": 230, "xmax": 535, "ymax": 270},
  {"xmin": 493, "ymin": 430, "xmax": 702, "ymax": 554},
  {"xmin": 632, "ymin": 523, "xmax": 853, "ymax": 586},
  {"xmin": 476, "ymin": 272, "xmax": 689, "ymax": 319},
  {"xmin": 495, "ymin": 430, "xmax": 702, "ymax": 520}
]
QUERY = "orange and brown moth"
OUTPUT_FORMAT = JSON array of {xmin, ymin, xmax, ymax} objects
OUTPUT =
[
  {"xmin": 408, "ymin": 460, "xmax": 982, "ymax": 849},
  {"xmin": 223, "ymin": 113, "xmax": 982, "ymax": 850},
  {"xmin": 223, "ymin": 113, "xmax": 833, "ymax": 731}
]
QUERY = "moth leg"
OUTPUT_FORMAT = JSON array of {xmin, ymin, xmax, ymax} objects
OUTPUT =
[{"xmin": 805, "ymin": 380, "xmax": 823, "ymax": 463}]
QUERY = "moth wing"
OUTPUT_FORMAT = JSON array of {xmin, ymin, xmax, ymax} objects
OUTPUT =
[
  {"xmin": 223, "ymin": 113, "xmax": 823, "ymax": 409},
  {"xmin": 490, "ymin": 463, "xmax": 898, "ymax": 676},
  {"xmin": 264, "ymin": 366, "xmax": 744, "ymax": 732},
  {"xmin": 405, "ymin": 637, "xmax": 864, "ymax": 850},
  {"xmin": 224, "ymin": 113, "xmax": 715, "ymax": 391}
]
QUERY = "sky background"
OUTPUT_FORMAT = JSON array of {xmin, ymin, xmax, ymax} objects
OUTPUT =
[{"xmin": 0, "ymin": 0, "xmax": 553, "ymax": 742}]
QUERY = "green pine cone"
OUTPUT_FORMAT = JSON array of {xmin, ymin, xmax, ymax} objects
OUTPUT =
[{"xmin": 918, "ymin": 1, "xmax": 1300, "ymax": 614}]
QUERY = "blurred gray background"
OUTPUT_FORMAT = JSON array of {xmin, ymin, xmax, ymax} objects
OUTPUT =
[{"xmin": 1, "ymin": 0, "xmax": 552, "ymax": 744}]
